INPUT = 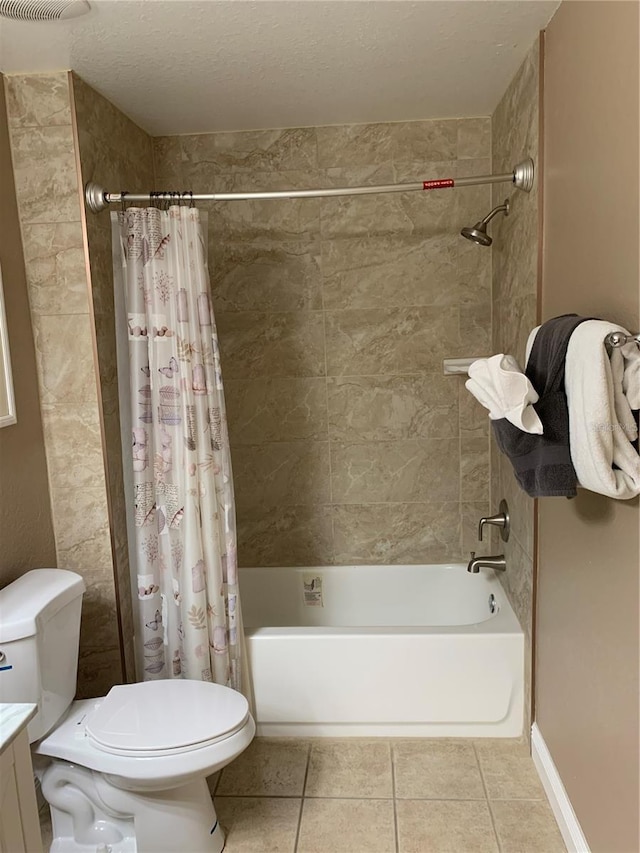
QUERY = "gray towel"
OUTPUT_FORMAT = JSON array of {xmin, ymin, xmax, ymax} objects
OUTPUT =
[{"xmin": 492, "ymin": 314, "xmax": 589, "ymax": 497}]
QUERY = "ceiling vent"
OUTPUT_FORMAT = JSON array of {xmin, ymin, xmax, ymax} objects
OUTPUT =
[{"xmin": 0, "ymin": 0, "xmax": 90, "ymax": 20}]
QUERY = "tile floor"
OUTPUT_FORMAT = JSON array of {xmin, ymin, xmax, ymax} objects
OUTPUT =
[{"xmin": 39, "ymin": 737, "xmax": 567, "ymax": 853}]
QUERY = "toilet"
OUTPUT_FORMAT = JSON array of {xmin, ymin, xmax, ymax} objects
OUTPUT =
[{"xmin": 0, "ymin": 568, "xmax": 255, "ymax": 853}]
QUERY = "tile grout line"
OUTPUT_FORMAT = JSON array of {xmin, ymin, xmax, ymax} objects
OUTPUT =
[
  {"xmin": 472, "ymin": 742, "xmax": 503, "ymax": 853},
  {"xmin": 390, "ymin": 743, "xmax": 400, "ymax": 853},
  {"xmin": 293, "ymin": 743, "xmax": 312, "ymax": 853}
]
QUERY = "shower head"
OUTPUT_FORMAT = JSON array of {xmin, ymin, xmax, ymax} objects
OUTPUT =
[{"xmin": 461, "ymin": 199, "xmax": 510, "ymax": 247}]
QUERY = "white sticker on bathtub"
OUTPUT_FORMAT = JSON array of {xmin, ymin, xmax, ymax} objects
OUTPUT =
[{"xmin": 303, "ymin": 575, "xmax": 323, "ymax": 607}]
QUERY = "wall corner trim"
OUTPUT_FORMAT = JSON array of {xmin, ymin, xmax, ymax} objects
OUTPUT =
[{"xmin": 531, "ymin": 723, "xmax": 591, "ymax": 853}]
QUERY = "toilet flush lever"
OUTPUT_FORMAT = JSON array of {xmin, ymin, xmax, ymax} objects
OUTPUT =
[{"xmin": 478, "ymin": 499, "xmax": 510, "ymax": 542}]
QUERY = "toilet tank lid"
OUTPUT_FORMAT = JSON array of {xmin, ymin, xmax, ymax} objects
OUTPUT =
[{"xmin": 0, "ymin": 569, "xmax": 85, "ymax": 643}]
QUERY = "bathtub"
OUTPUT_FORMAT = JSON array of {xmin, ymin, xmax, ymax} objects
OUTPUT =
[{"xmin": 240, "ymin": 564, "xmax": 524, "ymax": 738}]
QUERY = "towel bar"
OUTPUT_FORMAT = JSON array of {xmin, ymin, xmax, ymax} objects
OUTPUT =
[{"xmin": 604, "ymin": 331, "xmax": 640, "ymax": 348}]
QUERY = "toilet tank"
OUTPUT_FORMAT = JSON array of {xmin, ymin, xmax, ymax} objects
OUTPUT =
[{"xmin": 0, "ymin": 569, "xmax": 85, "ymax": 742}]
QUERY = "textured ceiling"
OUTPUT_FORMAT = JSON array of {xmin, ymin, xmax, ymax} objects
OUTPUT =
[{"xmin": 0, "ymin": 0, "xmax": 559, "ymax": 135}]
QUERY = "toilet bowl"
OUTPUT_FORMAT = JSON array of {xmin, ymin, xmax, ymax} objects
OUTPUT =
[{"xmin": 0, "ymin": 569, "xmax": 255, "ymax": 853}]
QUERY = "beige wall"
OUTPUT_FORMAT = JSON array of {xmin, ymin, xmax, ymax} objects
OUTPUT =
[
  {"xmin": 0, "ymin": 74, "xmax": 56, "ymax": 583},
  {"xmin": 537, "ymin": 3, "xmax": 639, "ymax": 851},
  {"xmin": 154, "ymin": 120, "xmax": 493, "ymax": 567},
  {"xmin": 490, "ymin": 38, "xmax": 541, "ymax": 736},
  {"xmin": 4, "ymin": 72, "xmax": 124, "ymax": 697},
  {"xmin": 70, "ymin": 72, "xmax": 156, "ymax": 683}
]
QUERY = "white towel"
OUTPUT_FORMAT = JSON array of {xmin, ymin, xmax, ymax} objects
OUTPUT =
[
  {"xmin": 563, "ymin": 321, "xmax": 640, "ymax": 500},
  {"xmin": 465, "ymin": 354, "xmax": 543, "ymax": 434}
]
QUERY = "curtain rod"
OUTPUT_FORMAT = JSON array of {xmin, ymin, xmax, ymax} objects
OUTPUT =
[{"xmin": 84, "ymin": 158, "xmax": 534, "ymax": 214}]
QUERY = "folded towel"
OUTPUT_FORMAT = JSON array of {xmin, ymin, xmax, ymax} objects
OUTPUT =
[
  {"xmin": 466, "ymin": 354, "xmax": 543, "ymax": 434},
  {"xmin": 564, "ymin": 320, "xmax": 640, "ymax": 500},
  {"xmin": 492, "ymin": 314, "xmax": 589, "ymax": 497}
]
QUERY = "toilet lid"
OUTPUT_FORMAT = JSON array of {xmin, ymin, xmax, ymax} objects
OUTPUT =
[{"xmin": 85, "ymin": 680, "xmax": 249, "ymax": 756}]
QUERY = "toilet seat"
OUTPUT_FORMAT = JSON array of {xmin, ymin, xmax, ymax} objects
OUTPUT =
[
  {"xmin": 85, "ymin": 680, "xmax": 249, "ymax": 757},
  {"xmin": 35, "ymin": 691, "xmax": 255, "ymax": 789}
]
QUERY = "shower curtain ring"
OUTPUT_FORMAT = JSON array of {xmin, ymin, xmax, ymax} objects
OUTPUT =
[{"xmin": 120, "ymin": 191, "xmax": 129, "ymax": 213}]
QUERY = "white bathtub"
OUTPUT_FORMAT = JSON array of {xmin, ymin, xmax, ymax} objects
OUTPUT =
[{"xmin": 240, "ymin": 564, "xmax": 524, "ymax": 738}]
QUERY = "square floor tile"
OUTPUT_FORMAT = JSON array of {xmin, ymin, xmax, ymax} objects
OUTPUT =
[
  {"xmin": 474, "ymin": 741, "xmax": 545, "ymax": 800},
  {"xmin": 305, "ymin": 740, "xmax": 393, "ymax": 798},
  {"xmin": 217, "ymin": 738, "xmax": 309, "ymax": 796},
  {"xmin": 393, "ymin": 740, "xmax": 485, "ymax": 799},
  {"xmin": 491, "ymin": 800, "xmax": 567, "ymax": 852},
  {"xmin": 297, "ymin": 798, "xmax": 395, "ymax": 853},
  {"xmin": 215, "ymin": 797, "xmax": 300, "ymax": 852},
  {"xmin": 396, "ymin": 799, "xmax": 499, "ymax": 853}
]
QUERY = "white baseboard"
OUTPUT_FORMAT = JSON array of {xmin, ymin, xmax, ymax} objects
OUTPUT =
[{"xmin": 531, "ymin": 723, "xmax": 590, "ymax": 853}]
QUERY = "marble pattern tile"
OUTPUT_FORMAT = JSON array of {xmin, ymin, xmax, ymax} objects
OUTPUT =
[
  {"xmin": 217, "ymin": 738, "xmax": 309, "ymax": 796},
  {"xmin": 319, "ymin": 192, "xmax": 454, "ymax": 241},
  {"xmin": 391, "ymin": 119, "xmax": 458, "ymax": 162},
  {"xmin": 76, "ymin": 646, "xmax": 124, "ymax": 700},
  {"xmin": 232, "ymin": 441, "xmax": 331, "ymax": 510},
  {"xmin": 333, "ymin": 502, "xmax": 461, "ymax": 564},
  {"xmin": 236, "ymin": 505, "xmax": 334, "ymax": 568},
  {"xmin": 317, "ymin": 123, "xmax": 395, "ymax": 169},
  {"xmin": 297, "ymin": 798, "xmax": 395, "ymax": 853},
  {"xmin": 225, "ymin": 378, "xmax": 328, "ymax": 444},
  {"xmin": 211, "ymin": 239, "xmax": 322, "ymax": 312},
  {"xmin": 393, "ymin": 740, "xmax": 485, "ymax": 799},
  {"xmin": 460, "ymin": 430, "xmax": 490, "ymax": 502},
  {"xmin": 457, "ymin": 117, "xmax": 492, "ymax": 159},
  {"xmin": 50, "ymin": 485, "xmax": 112, "ymax": 568},
  {"xmin": 211, "ymin": 188, "xmax": 321, "ymax": 242},
  {"xmin": 461, "ymin": 501, "xmax": 492, "ymax": 556},
  {"xmin": 331, "ymin": 439, "xmax": 460, "ymax": 504},
  {"xmin": 217, "ymin": 311, "xmax": 326, "ymax": 378},
  {"xmin": 396, "ymin": 799, "xmax": 499, "ymax": 853},
  {"xmin": 490, "ymin": 800, "xmax": 566, "ymax": 853},
  {"xmin": 152, "ymin": 135, "xmax": 184, "ymax": 185},
  {"xmin": 40, "ymin": 403, "xmax": 104, "ymax": 490},
  {"xmin": 322, "ymin": 235, "xmax": 459, "ymax": 309},
  {"xmin": 8, "ymin": 125, "xmax": 80, "ymax": 223},
  {"xmin": 325, "ymin": 306, "xmax": 460, "ymax": 376},
  {"xmin": 4, "ymin": 72, "xmax": 71, "ymax": 127},
  {"xmin": 215, "ymin": 797, "xmax": 301, "ymax": 853},
  {"xmin": 32, "ymin": 314, "xmax": 99, "ymax": 405},
  {"xmin": 305, "ymin": 741, "xmax": 393, "ymax": 799},
  {"xmin": 327, "ymin": 374, "xmax": 458, "ymax": 442},
  {"xmin": 21, "ymin": 223, "xmax": 88, "ymax": 315},
  {"xmin": 213, "ymin": 127, "xmax": 317, "ymax": 174}
]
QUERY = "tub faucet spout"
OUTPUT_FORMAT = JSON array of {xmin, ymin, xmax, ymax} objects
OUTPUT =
[{"xmin": 467, "ymin": 552, "xmax": 506, "ymax": 573}]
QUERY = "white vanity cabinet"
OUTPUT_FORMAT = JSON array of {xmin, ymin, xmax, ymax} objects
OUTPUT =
[{"xmin": 0, "ymin": 705, "xmax": 42, "ymax": 853}]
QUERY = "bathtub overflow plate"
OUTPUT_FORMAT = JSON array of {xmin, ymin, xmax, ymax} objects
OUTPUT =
[{"xmin": 488, "ymin": 594, "xmax": 497, "ymax": 614}]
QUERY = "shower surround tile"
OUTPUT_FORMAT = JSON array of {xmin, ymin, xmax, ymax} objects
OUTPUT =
[
  {"xmin": 8, "ymin": 124, "xmax": 81, "ymax": 223},
  {"xmin": 331, "ymin": 439, "xmax": 460, "ymax": 504},
  {"xmin": 325, "ymin": 306, "xmax": 460, "ymax": 376},
  {"xmin": 217, "ymin": 311, "xmax": 326, "ymax": 379},
  {"xmin": 327, "ymin": 374, "xmax": 458, "ymax": 442},
  {"xmin": 321, "ymin": 234, "xmax": 459, "ymax": 309},
  {"xmin": 236, "ymin": 505, "xmax": 334, "ymax": 568},
  {"xmin": 332, "ymin": 502, "xmax": 461, "ymax": 565},
  {"xmin": 21, "ymin": 223, "xmax": 88, "ymax": 315},
  {"xmin": 226, "ymin": 377, "xmax": 328, "ymax": 444},
  {"xmin": 152, "ymin": 116, "xmax": 495, "ymax": 568},
  {"xmin": 4, "ymin": 71, "xmax": 71, "ymax": 128},
  {"xmin": 211, "ymin": 239, "xmax": 322, "ymax": 313},
  {"xmin": 232, "ymin": 441, "xmax": 331, "ymax": 511}
]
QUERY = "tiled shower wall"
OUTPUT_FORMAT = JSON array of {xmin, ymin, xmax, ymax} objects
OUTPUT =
[
  {"xmin": 4, "ymin": 72, "xmax": 123, "ymax": 695},
  {"xmin": 153, "ymin": 120, "xmax": 493, "ymax": 566},
  {"xmin": 490, "ymin": 37, "xmax": 541, "ymax": 734}
]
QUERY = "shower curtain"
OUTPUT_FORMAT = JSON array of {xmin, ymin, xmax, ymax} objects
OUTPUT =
[{"xmin": 111, "ymin": 204, "xmax": 242, "ymax": 691}]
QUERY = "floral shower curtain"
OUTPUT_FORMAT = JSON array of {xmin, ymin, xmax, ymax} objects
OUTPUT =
[{"xmin": 111, "ymin": 204, "xmax": 242, "ymax": 691}]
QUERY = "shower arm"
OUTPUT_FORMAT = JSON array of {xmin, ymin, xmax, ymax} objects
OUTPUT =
[
  {"xmin": 478, "ymin": 201, "xmax": 509, "ymax": 226},
  {"xmin": 84, "ymin": 158, "xmax": 534, "ymax": 213}
]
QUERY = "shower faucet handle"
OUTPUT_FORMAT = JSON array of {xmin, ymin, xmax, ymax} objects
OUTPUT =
[{"xmin": 478, "ymin": 499, "xmax": 510, "ymax": 542}]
